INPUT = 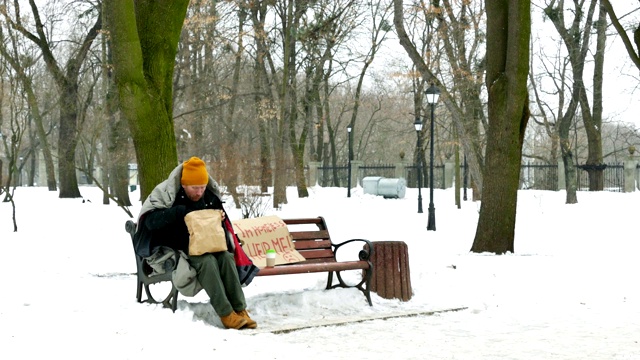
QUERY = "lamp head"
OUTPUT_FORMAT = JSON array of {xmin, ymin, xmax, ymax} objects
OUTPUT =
[
  {"xmin": 425, "ymin": 83, "xmax": 441, "ymax": 105},
  {"xmin": 414, "ymin": 117, "xmax": 423, "ymax": 132}
]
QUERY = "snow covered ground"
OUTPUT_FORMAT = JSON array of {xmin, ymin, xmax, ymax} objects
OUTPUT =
[{"xmin": 1, "ymin": 185, "xmax": 639, "ymax": 359}]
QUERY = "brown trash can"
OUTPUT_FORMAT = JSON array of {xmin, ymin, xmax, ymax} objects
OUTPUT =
[{"xmin": 366, "ymin": 241, "xmax": 412, "ymax": 301}]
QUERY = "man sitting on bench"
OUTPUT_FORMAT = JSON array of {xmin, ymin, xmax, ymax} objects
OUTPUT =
[{"xmin": 134, "ymin": 156, "xmax": 258, "ymax": 330}]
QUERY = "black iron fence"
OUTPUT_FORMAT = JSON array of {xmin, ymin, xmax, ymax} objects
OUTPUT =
[
  {"xmin": 519, "ymin": 162, "xmax": 624, "ymax": 192},
  {"xmin": 360, "ymin": 164, "xmax": 396, "ymax": 179},
  {"xmin": 241, "ymin": 162, "xmax": 627, "ymax": 192},
  {"xmin": 520, "ymin": 163, "xmax": 559, "ymax": 190},
  {"xmin": 317, "ymin": 163, "xmax": 447, "ymax": 189},
  {"xmin": 576, "ymin": 164, "xmax": 624, "ymax": 192},
  {"xmin": 314, "ymin": 162, "xmax": 626, "ymax": 192}
]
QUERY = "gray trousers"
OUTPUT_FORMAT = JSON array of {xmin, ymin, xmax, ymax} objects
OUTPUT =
[{"xmin": 189, "ymin": 251, "xmax": 246, "ymax": 317}]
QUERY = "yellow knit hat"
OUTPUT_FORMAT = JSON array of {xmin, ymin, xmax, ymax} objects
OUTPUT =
[{"xmin": 181, "ymin": 157, "xmax": 209, "ymax": 186}]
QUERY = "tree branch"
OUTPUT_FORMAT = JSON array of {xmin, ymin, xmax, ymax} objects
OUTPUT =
[{"xmin": 601, "ymin": 0, "xmax": 640, "ymax": 70}]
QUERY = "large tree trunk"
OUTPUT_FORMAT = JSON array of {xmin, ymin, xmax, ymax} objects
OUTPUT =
[
  {"xmin": 558, "ymin": 97, "xmax": 578, "ymax": 202},
  {"xmin": 249, "ymin": 2, "xmax": 274, "ymax": 194},
  {"xmin": 57, "ymin": 86, "xmax": 82, "ymax": 198},
  {"xmin": 105, "ymin": 0, "xmax": 189, "ymax": 199},
  {"xmin": 103, "ymin": 21, "xmax": 132, "ymax": 206},
  {"xmin": 221, "ymin": 7, "xmax": 247, "ymax": 209},
  {"xmin": 273, "ymin": 0, "xmax": 298, "ymax": 208},
  {"xmin": 471, "ymin": 0, "xmax": 530, "ymax": 254},
  {"xmin": 583, "ymin": 3, "xmax": 607, "ymax": 191},
  {"xmin": 107, "ymin": 110, "xmax": 133, "ymax": 206}
]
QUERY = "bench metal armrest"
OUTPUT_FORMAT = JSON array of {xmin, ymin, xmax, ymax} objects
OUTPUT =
[
  {"xmin": 126, "ymin": 220, "xmax": 178, "ymax": 278},
  {"xmin": 332, "ymin": 238, "xmax": 374, "ymax": 261}
]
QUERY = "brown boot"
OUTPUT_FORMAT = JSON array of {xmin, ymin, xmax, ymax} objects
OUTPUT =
[
  {"xmin": 220, "ymin": 311, "xmax": 247, "ymax": 330},
  {"xmin": 236, "ymin": 309, "xmax": 258, "ymax": 329}
]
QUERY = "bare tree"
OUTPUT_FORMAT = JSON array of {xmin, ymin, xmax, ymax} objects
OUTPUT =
[
  {"xmin": 433, "ymin": 0, "xmax": 487, "ymax": 199},
  {"xmin": 2, "ymin": 0, "xmax": 101, "ymax": 198},
  {"xmin": 0, "ymin": 65, "xmax": 27, "ymax": 230},
  {"xmin": 0, "ymin": 17, "xmax": 57, "ymax": 191},
  {"xmin": 601, "ymin": 0, "xmax": 640, "ymax": 70},
  {"xmin": 345, "ymin": 0, "xmax": 392, "ymax": 179},
  {"xmin": 248, "ymin": 1, "xmax": 275, "ymax": 193},
  {"xmin": 393, "ymin": 0, "xmax": 485, "ymax": 197},
  {"xmin": 543, "ymin": 0, "xmax": 605, "ymax": 191}
]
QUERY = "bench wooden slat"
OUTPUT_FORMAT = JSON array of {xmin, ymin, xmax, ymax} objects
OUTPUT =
[
  {"xmin": 257, "ymin": 260, "xmax": 370, "ymax": 276},
  {"xmin": 297, "ymin": 258, "xmax": 337, "ymax": 264},
  {"xmin": 290, "ymin": 230, "xmax": 330, "ymax": 241},
  {"xmin": 283, "ymin": 218, "xmax": 325, "ymax": 227},
  {"xmin": 290, "ymin": 239, "xmax": 332, "ymax": 251},
  {"xmin": 297, "ymin": 248, "xmax": 335, "ymax": 260}
]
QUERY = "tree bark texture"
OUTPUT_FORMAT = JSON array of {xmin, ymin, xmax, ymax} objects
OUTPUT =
[
  {"xmin": 103, "ymin": 30, "xmax": 132, "ymax": 206},
  {"xmin": 584, "ymin": 3, "xmax": 607, "ymax": 191},
  {"xmin": 471, "ymin": 0, "xmax": 530, "ymax": 254},
  {"xmin": 273, "ymin": 0, "xmax": 301, "ymax": 208},
  {"xmin": 105, "ymin": 0, "xmax": 189, "ymax": 199},
  {"xmin": 249, "ymin": 2, "xmax": 274, "ymax": 194}
]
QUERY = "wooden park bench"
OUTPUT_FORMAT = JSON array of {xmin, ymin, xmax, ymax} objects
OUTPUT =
[{"xmin": 125, "ymin": 216, "xmax": 374, "ymax": 312}]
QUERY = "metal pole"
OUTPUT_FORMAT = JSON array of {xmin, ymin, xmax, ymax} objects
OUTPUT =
[
  {"xmin": 347, "ymin": 127, "xmax": 352, "ymax": 197},
  {"xmin": 427, "ymin": 103, "xmax": 436, "ymax": 231},
  {"xmin": 417, "ymin": 129, "xmax": 423, "ymax": 213},
  {"xmin": 463, "ymin": 154, "xmax": 468, "ymax": 201},
  {"xmin": 19, "ymin": 157, "xmax": 23, "ymax": 187}
]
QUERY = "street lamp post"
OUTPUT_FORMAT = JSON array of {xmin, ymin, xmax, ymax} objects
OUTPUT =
[
  {"xmin": 347, "ymin": 124, "xmax": 352, "ymax": 197},
  {"xmin": 19, "ymin": 156, "xmax": 24, "ymax": 186},
  {"xmin": 425, "ymin": 83, "xmax": 440, "ymax": 231},
  {"xmin": 463, "ymin": 154, "xmax": 468, "ymax": 201},
  {"xmin": 414, "ymin": 117, "xmax": 423, "ymax": 213}
]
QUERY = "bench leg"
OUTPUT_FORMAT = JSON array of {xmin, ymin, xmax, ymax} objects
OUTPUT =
[
  {"xmin": 137, "ymin": 280, "xmax": 180, "ymax": 312},
  {"xmin": 167, "ymin": 286, "xmax": 179, "ymax": 313},
  {"xmin": 326, "ymin": 271, "xmax": 335, "ymax": 290},
  {"xmin": 136, "ymin": 279, "xmax": 143, "ymax": 303},
  {"xmin": 361, "ymin": 266, "xmax": 373, "ymax": 306},
  {"xmin": 143, "ymin": 283, "xmax": 156, "ymax": 303},
  {"xmin": 326, "ymin": 266, "xmax": 373, "ymax": 306}
]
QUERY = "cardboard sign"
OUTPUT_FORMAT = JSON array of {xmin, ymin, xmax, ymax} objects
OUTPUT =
[{"xmin": 232, "ymin": 215, "xmax": 305, "ymax": 268}]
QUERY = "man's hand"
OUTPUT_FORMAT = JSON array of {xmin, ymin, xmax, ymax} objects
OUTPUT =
[
  {"xmin": 144, "ymin": 205, "xmax": 191, "ymax": 230},
  {"xmin": 175, "ymin": 205, "xmax": 189, "ymax": 218}
]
